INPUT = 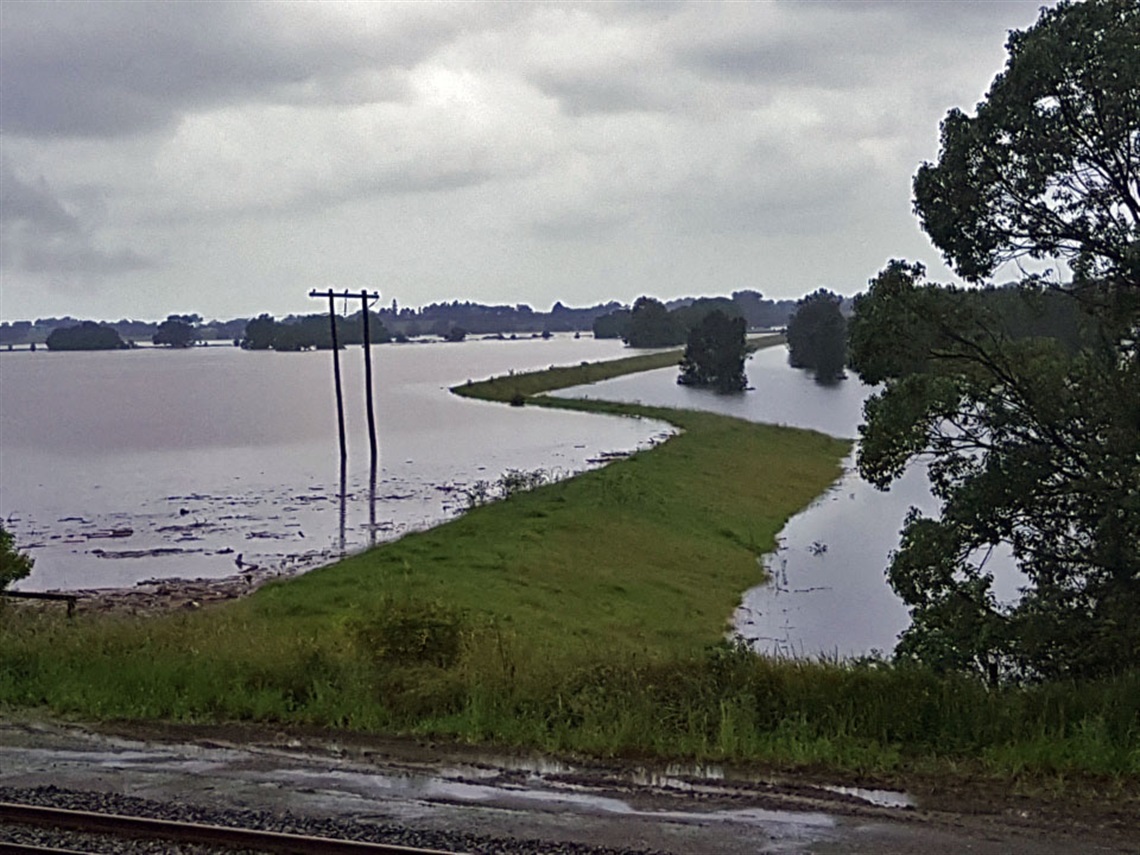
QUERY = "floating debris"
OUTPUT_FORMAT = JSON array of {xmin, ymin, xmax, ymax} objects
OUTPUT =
[{"xmin": 90, "ymin": 547, "xmax": 195, "ymax": 559}]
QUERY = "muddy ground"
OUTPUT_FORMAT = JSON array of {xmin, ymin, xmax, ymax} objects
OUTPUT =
[
  {"xmin": 6, "ymin": 565, "xmax": 297, "ymax": 616},
  {"xmin": 0, "ymin": 717, "xmax": 1136, "ymax": 854}
]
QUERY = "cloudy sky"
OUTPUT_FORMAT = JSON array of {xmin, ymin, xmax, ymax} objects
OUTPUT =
[{"xmin": 1, "ymin": 0, "xmax": 1050, "ymax": 323}]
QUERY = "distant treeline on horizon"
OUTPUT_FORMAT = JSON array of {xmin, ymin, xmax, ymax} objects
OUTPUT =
[{"xmin": 0, "ymin": 291, "xmax": 802, "ymax": 349}]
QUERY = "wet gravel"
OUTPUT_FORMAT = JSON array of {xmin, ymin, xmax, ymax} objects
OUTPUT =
[{"xmin": 0, "ymin": 785, "xmax": 670, "ymax": 854}]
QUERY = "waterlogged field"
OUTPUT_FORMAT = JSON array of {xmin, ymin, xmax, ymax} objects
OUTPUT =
[
  {"xmin": 2, "ymin": 341, "xmax": 1138, "ymax": 805},
  {"xmin": 0, "ymin": 337, "xmax": 666, "ymax": 591}
]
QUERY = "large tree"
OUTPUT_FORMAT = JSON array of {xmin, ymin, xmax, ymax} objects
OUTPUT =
[
  {"xmin": 152, "ymin": 315, "xmax": 198, "ymax": 348},
  {"xmin": 45, "ymin": 321, "xmax": 125, "ymax": 351},
  {"xmin": 849, "ymin": 0, "xmax": 1138, "ymax": 681},
  {"xmin": 786, "ymin": 289, "xmax": 847, "ymax": 385},
  {"xmin": 624, "ymin": 296, "xmax": 685, "ymax": 348},
  {"xmin": 678, "ymin": 310, "xmax": 747, "ymax": 392},
  {"xmin": 241, "ymin": 314, "xmax": 278, "ymax": 350}
]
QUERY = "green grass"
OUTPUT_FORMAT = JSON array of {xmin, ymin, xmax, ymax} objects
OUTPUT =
[
  {"xmin": 2, "ymin": 338, "xmax": 1137, "ymax": 796},
  {"xmin": 248, "ymin": 403, "xmax": 846, "ymax": 657},
  {"xmin": 452, "ymin": 333, "xmax": 784, "ymax": 403}
]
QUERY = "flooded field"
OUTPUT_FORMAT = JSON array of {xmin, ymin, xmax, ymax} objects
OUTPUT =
[
  {"xmin": 4, "ymin": 338, "xmax": 1020, "ymax": 660},
  {"xmin": 0, "ymin": 337, "xmax": 671, "ymax": 592},
  {"xmin": 556, "ymin": 347, "xmax": 1022, "ymax": 659}
]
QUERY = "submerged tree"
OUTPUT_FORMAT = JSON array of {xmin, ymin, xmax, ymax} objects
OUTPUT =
[
  {"xmin": 152, "ymin": 315, "xmax": 198, "ymax": 348},
  {"xmin": 241, "ymin": 314, "xmax": 278, "ymax": 350},
  {"xmin": 45, "ymin": 321, "xmax": 125, "ymax": 351},
  {"xmin": 678, "ymin": 310, "xmax": 747, "ymax": 392},
  {"xmin": 786, "ymin": 289, "xmax": 847, "ymax": 384},
  {"xmin": 849, "ymin": 0, "xmax": 1139, "ymax": 681}
]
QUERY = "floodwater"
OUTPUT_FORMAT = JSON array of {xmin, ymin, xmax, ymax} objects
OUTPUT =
[
  {"xmin": 555, "ymin": 346, "xmax": 1022, "ymax": 659},
  {"xmin": 3, "ymin": 337, "xmax": 1019, "ymax": 660},
  {"xmin": 0, "ymin": 337, "xmax": 672, "ymax": 592}
]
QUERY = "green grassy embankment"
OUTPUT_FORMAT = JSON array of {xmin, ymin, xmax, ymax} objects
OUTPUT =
[
  {"xmin": 2, "ymin": 337, "xmax": 1137, "ymax": 795},
  {"xmin": 451, "ymin": 332, "xmax": 784, "ymax": 403}
]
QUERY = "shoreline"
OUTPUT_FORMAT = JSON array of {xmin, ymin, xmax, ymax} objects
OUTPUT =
[
  {"xmin": 10, "ymin": 339, "xmax": 781, "ymax": 614},
  {"xmin": 8, "ymin": 564, "xmax": 304, "ymax": 617}
]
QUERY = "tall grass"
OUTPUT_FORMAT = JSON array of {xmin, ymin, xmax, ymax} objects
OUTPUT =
[{"xmin": 3, "ymin": 607, "xmax": 1137, "ymax": 780}]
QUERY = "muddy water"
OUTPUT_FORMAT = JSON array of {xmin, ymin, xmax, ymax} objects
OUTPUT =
[
  {"xmin": 555, "ymin": 346, "xmax": 1022, "ymax": 659},
  {"xmin": 0, "ymin": 337, "xmax": 672, "ymax": 592}
]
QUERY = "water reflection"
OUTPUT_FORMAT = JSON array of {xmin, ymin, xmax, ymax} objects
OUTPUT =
[
  {"xmin": 368, "ymin": 461, "xmax": 378, "ymax": 550},
  {"xmin": 560, "ymin": 345, "xmax": 869, "ymax": 438},
  {"xmin": 338, "ymin": 461, "xmax": 347, "ymax": 558}
]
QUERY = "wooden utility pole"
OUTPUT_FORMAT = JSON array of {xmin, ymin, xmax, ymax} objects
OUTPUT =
[
  {"xmin": 321, "ymin": 290, "xmax": 347, "ymax": 465},
  {"xmin": 308, "ymin": 289, "xmax": 381, "ymax": 472},
  {"xmin": 360, "ymin": 288, "xmax": 379, "ymax": 473}
]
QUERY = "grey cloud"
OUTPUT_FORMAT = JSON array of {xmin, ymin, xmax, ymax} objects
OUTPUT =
[
  {"xmin": 674, "ymin": 12, "xmax": 886, "ymax": 91},
  {"xmin": 529, "ymin": 207, "xmax": 634, "ymax": 241},
  {"xmin": 0, "ymin": 2, "xmax": 466, "ymax": 138},
  {"xmin": 680, "ymin": 41, "xmax": 872, "ymax": 89},
  {"xmin": 528, "ymin": 71, "xmax": 667, "ymax": 116},
  {"xmin": 297, "ymin": 164, "xmax": 503, "ymax": 212},
  {"xmin": 0, "ymin": 162, "xmax": 155, "ymax": 275},
  {"xmin": 0, "ymin": 163, "xmax": 78, "ymax": 234},
  {"xmin": 16, "ymin": 243, "xmax": 153, "ymax": 276},
  {"xmin": 673, "ymin": 1, "xmax": 1042, "ymax": 91}
]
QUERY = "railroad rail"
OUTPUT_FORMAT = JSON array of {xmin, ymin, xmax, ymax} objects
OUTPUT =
[{"xmin": 0, "ymin": 801, "xmax": 465, "ymax": 854}]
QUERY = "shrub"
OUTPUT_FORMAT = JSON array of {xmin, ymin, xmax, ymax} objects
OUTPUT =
[
  {"xmin": 0, "ymin": 524, "xmax": 34, "ymax": 592},
  {"xmin": 349, "ymin": 597, "xmax": 469, "ymax": 669}
]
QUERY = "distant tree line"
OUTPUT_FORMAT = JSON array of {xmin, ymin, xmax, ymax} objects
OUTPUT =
[
  {"xmin": 592, "ymin": 290, "xmax": 798, "ymax": 344},
  {"xmin": 374, "ymin": 299, "xmax": 625, "ymax": 339},
  {"xmin": 3, "ymin": 292, "xmax": 803, "ymax": 352},
  {"xmin": 241, "ymin": 312, "xmax": 393, "ymax": 351},
  {"xmin": 782, "ymin": 281, "xmax": 1091, "ymax": 387},
  {"xmin": 44, "ymin": 321, "xmax": 129, "ymax": 351},
  {"xmin": 2, "ymin": 315, "xmax": 247, "ymax": 347}
]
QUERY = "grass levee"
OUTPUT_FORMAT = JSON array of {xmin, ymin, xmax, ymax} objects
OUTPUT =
[{"xmin": 2, "ymin": 338, "xmax": 1137, "ymax": 802}]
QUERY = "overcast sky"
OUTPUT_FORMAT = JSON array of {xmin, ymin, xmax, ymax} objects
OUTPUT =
[{"xmin": 1, "ymin": 0, "xmax": 1051, "ymax": 322}]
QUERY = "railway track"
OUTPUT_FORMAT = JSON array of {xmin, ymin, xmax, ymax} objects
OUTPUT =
[{"xmin": 0, "ymin": 801, "xmax": 464, "ymax": 854}]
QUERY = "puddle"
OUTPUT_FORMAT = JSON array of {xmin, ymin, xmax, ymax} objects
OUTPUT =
[{"xmin": 822, "ymin": 785, "xmax": 914, "ymax": 809}]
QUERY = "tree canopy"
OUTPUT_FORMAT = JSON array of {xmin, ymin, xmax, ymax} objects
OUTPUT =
[
  {"xmin": 786, "ymin": 289, "xmax": 847, "ymax": 385},
  {"xmin": 0, "ymin": 524, "xmax": 34, "ymax": 592},
  {"xmin": 913, "ymin": 0, "xmax": 1139, "ymax": 289},
  {"xmin": 241, "ymin": 313, "xmax": 391, "ymax": 351},
  {"xmin": 45, "ymin": 321, "xmax": 126, "ymax": 351},
  {"xmin": 678, "ymin": 310, "xmax": 747, "ymax": 393},
  {"xmin": 152, "ymin": 315, "xmax": 198, "ymax": 347},
  {"xmin": 592, "ymin": 308, "xmax": 631, "ymax": 340},
  {"xmin": 849, "ymin": 0, "xmax": 1138, "ymax": 681},
  {"xmin": 624, "ymin": 296, "xmax": 685, "ymax": 348}
]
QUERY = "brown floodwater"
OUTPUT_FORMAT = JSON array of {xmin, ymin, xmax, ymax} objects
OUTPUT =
[{"xmin": 0, "ymin": 336, "xmax": 672, "ymax": 592}]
